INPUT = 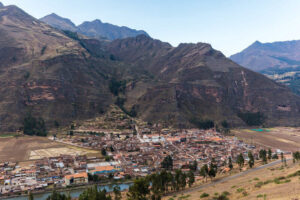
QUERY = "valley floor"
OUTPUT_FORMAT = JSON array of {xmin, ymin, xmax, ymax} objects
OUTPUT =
[
  {"xmin": 233, "ymin": 127, "xmax": 300, "ymax": 152},
  {"xmin": 0, "ymin": 136, "xmax": 99, "ymax": 162}
]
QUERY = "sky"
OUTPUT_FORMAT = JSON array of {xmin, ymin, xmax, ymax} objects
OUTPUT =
[{"xmin": 2, "ymin": 0, "xmax": 300, "ymax": 56}]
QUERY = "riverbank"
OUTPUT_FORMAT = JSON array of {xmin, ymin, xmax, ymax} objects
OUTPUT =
[{"xmin": 1, "ymin": 180, "xmax": 133, "ymax": 200}]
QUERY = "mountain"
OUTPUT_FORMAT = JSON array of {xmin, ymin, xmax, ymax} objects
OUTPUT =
[
  {"xmin": 77, "ymin": 19, "xmax": 149, "ymax": 40},
  {"xmin": 40, "ymin": 13, "xmax": 149, "ymax": 40},
  {"xmin": 40, "ymin": 13, "xmax": 77, "ymax": 32},
  {"xmin": 2, "ymin": 4, "xmax": 300, "ymax": 132},
  {"xmin": 230, "ymin": 40, "xmax": 300, "ymax": 95},
  {"xmin": 0, "ymin": 5, "xmax": 113, "ymax": 131},
  {"xmin": 103, "ymin": 35, "xmax": 300, "ymax": 128}
]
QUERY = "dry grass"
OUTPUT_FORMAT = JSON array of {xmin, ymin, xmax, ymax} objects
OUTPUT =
[{"xmin": 163, "ymin": 160, "xmax": 300, "ymax": 200}]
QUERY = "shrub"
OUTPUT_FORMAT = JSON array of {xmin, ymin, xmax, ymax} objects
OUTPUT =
[
  {"xmin": 236, "ymin": 188, "xmax": 244, "ymax": 193},
  {"xmin": 200, "ymin": 193, "xmax": 209, "ymax": 198},
  {"xmin": 242, "ymin": 191, "xmax": 248, "ymax": 197},
  {"xmin": 255, "ymin": 181, "xmax": 264, "ymax": 188}
]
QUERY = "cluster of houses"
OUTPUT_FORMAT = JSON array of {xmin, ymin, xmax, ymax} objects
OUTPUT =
[
  {"xmin": 0, "ymin": 156, "xmax": 122, "ymax": 195},
  {"xmin": 0, "ymin": 125, "xmax": 262, "ymax": 195}
]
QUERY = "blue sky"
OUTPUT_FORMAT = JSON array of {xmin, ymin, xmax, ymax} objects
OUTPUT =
[{"xmin": 2, "ymin": 0, "xmax": 300, "ymax": 56}]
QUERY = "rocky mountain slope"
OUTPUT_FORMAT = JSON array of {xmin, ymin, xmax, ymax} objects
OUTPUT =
[
  {"xmin": 0, "ymin": 5, "xmax": 114, "ymax": 131},
  {"xmin": 103, "ymin": 36, "xmax": 300, "ymax": 127},
  {"xmin": 40, "ymin": 13, "xmax": 149, "ymax": 40},
  {"xmin": 1, "ymin": 4, "xmax": 300, "ymax": 132},
  {"xmin": 230, "ymin": 40, "xmax": 300, "ymax": 95}
]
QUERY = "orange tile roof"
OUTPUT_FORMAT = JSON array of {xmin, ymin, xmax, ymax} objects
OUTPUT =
[
  {"xmin": 65, "ymin": 172, "xmax": 88, "ymax": 180},
  {"xmin": 90, "ymin": 166, "xmax": 115, "ymax": 173}
]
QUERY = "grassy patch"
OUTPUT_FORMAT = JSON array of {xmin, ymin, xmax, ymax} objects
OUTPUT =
[
  {"xmin": 236, "ymin": 188, "xmax": 244, "ymax": 193},
  {"xmin": 200, "ymin": 193, "xmax": 209, "ymax": 198},
  {"xmin": 0, "ymin": 133, "xmax": 18, "ymax": 138},
  {"xmin": 178, "ymin": 194, "xmax": 190, "ymax": 200}
]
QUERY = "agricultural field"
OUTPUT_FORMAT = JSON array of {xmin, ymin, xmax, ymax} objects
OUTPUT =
[
  {"xmin": 0, "ymin": 136, "xmax": 100, "ymax": 162},
  {"xmin": 164, "ymin": 160, "xmax": 300, "ymax": 200},
  {"xmin": 232, "ymin": 127, "xmax": 300, "ymax": 151}
]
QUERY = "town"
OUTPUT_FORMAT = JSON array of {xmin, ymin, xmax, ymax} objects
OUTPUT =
[{"xmin": 0, "ymin": 123, "xmax": 267, "ymax": 196}]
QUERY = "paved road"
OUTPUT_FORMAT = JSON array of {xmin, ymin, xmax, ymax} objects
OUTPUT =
[{"xmin": 166, "ymin": 159, "xmax": 288, "ymax": 196}]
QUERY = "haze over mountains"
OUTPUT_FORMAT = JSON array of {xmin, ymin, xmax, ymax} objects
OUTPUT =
[
  {"xmin": 1, "ymin": 3, "xmax": 300, "ymax": 132},
  {"xmin": 40, "ymin": 13, "xmax": 149, "ymax": 40},
  {"xmin": 231, "ymin": 40, "xmax": 300, "ymax": 95}
]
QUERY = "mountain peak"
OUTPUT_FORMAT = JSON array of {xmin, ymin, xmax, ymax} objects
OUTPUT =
[
  {"xmin": 91, "ymin": 19, "xmax": 102, "ymax": 24},
  {"xmin": 252, "ymin": 40, "xmax": 262, "ymax": 46},
  {"xmin": 40, "ymin": 13, "xmax": 77, "ymax": 31},
  {"xmin": 0, "ymin": 2, "xmax": 4, "ymax": 7}
]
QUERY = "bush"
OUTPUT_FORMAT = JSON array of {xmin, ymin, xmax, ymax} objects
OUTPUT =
[
  {"xmin": 255, "ymin": 181, "xmax": 264, "ymax": 188},
  {"xmin": 200, "ymin": 193, "xmax": 209, "ymax": 198},
  {"xmin": 236, "ymin": 188, "xmax": 244, "ymax": 193}
]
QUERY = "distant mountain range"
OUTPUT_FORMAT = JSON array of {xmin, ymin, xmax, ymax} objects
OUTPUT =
[
  {"xmin": 1, "ymin": 3, "xmax": 300, "ymax": 132},
  {"xmin": 40, "ymin": 13, "xmax": 149, "ymax": 40},
  {"xmin": 230, "ymin": 40, "xmax": 300, "ymax": 95}
]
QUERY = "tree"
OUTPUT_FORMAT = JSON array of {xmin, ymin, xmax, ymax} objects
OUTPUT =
[
  {"xmin": 281, "ymin": 152, "xmax": 284, "ymax": 163},
  {"xmin": 28, "ymin": 191, "xmax": 34, "ymax": 200},
  {"xmin": 268, "ymin": 149, "xmax": 272, "ymax": 160},
  {"xmin": 23, "ymin": 112, "xmax": 47, "ymax": 136},
  {"xmin": 46, "ymin": 190, "xmax": 70, "ymax": 200},
  {"xmin": 236, "ymin": 153, "xmax": 244, "ymax": 170},
  {"xmin": 179, "ymin": 172, "xmax": 187, "ymax": 189},
  {"xmin": 127, "ymin": 178, "xmax": 150, "ymax": 200},
  {"xmin": 101, "ymin": 148, "xmax": 107, "ymax": 156},
  {"xmin": 79, "ymin": 185, "xmax": 111, "ymax": 200},
  {"xmin": 293, "ymin": 151, "xmax": 300, "ymax": 162},
  {"xmin": 189, "ymin": 160, "xmax": 198, "ymax": 171},
  {"xmin": 221, "ymin": 120, "xmax": 229, "ymax": 128},
  {"xmin": 248, "ymin": 151, "xmax": 254, "ymax": 168},
  {"xmin": 113, "ymin": 186, "xmax": 122, "ymax": 200},
  {"xmin": 161, "ymin": 155, "xmax": 173, "ymax": 170},
  {"xmin": 228, "ymin": 157, "xmax": 233, "ymax": 170},
  {"xmin": 208, "ymin": 161, "xmax": 217, "ymax": 180},
  {"xmin": 187, "ymin": 171, "xmax": 195, "ymax": 187},
  {"xmin": 259, "ymin": 149, "xmax": 267, "ymax": 164},
  {"xmin": 200, "ymin": 164, "xmax": 209, "ymax": 182}
]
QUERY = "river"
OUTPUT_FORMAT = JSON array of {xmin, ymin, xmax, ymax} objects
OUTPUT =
[{"xmin": 4, "ymin": 183, "xmax": 132, "ymax": 200}]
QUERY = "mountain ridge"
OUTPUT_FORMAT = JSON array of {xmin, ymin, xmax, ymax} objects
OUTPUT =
[
  {"xmin": 40, "ymin": 13, "xmax": 149, "ymax": 40},
  {"xmin": 1, "ymin": 4, "xmax": 300, "ymax": 132},
  {"xmin": 230, "ymin": 39, "xmax": 300, "ymax": 95}
]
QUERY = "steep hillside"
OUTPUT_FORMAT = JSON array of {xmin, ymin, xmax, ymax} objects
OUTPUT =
[
  {"xmin": 104, "ymin": 35, "xmax": 300, "ymax": 127},
  {"xmin": 230, "ymin": 40, "xmax": 300, "ymax": 95},
  {"xmin": 2, "ymin": 4, "xmax": 300, "ymax": 132},
  {"xmin": 40, "ymin": 13, "xmax": 149, "ymax": 40},
  {"xmin": 0, "ymin": 5, "xmax": 113, "ymax": 131}
]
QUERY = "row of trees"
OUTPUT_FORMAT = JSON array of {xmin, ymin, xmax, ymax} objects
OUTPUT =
[
  {"xmin": 30, "ymin": 185, "xmax": 121, "ymax": 200},
  {"xmin": 127, "ymin": 170, "xmax": 195, "ymax": 200},
  {"xmin": 199, "ymin": 159, "xmax": 217, "ymax": 181}
]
